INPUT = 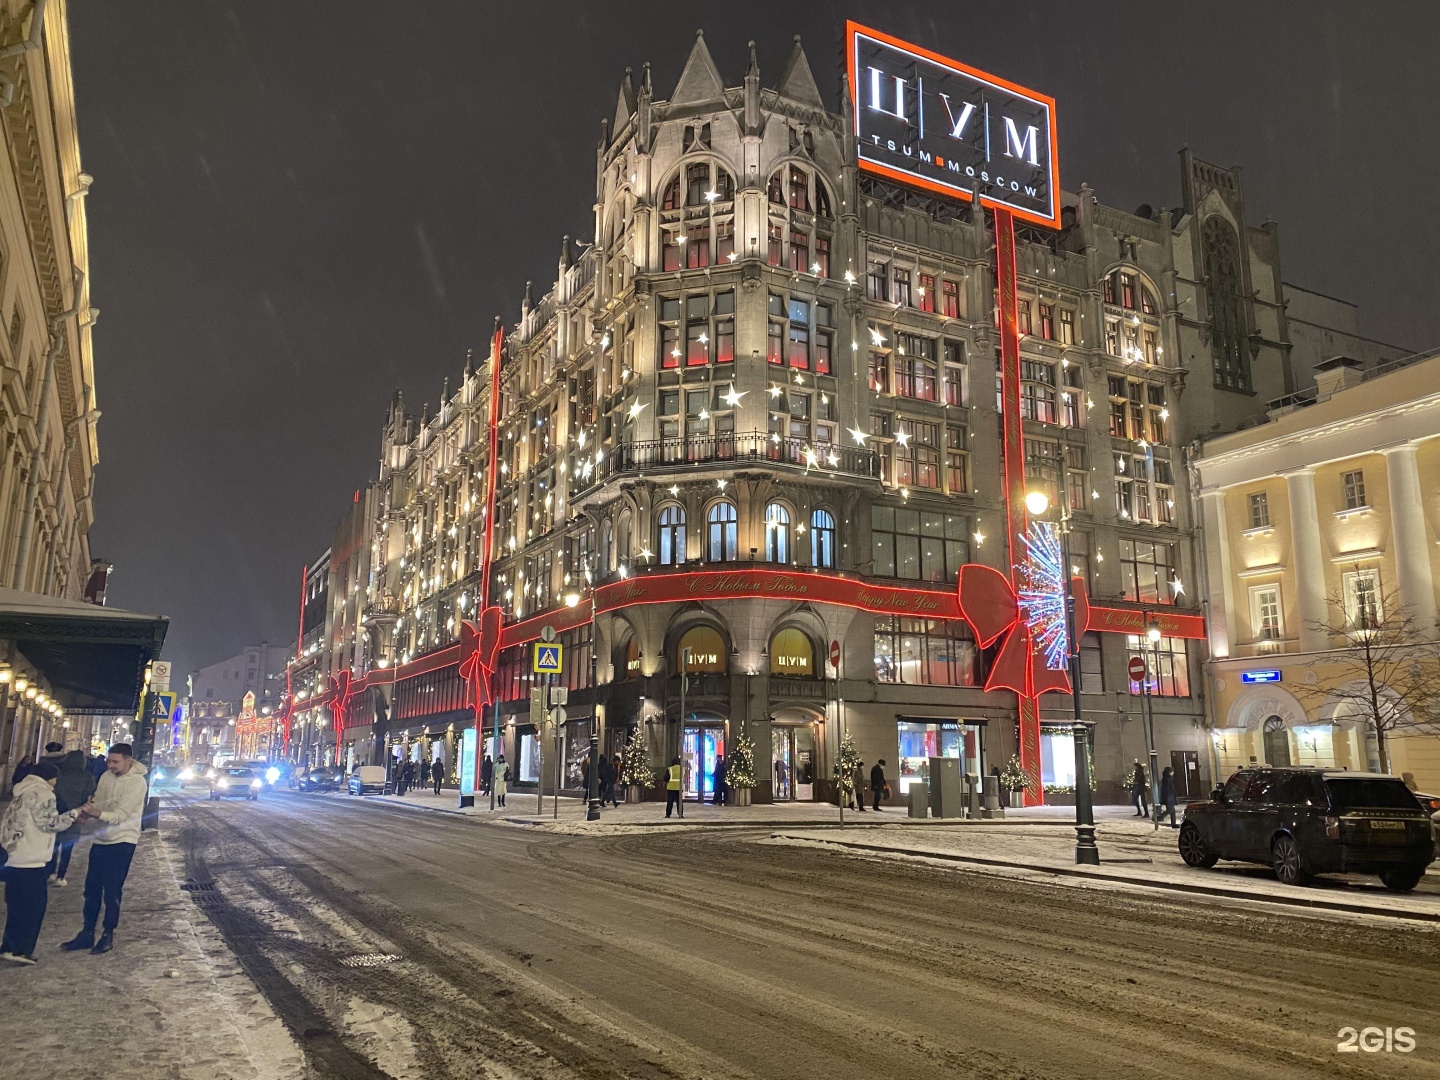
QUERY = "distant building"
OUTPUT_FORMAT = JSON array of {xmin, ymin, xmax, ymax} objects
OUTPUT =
[
  {"xmin": 184, "ymin": 643, "xmax": 285, "ymax": 760},
  {"xmin": 1195, "ymin": 351, "xmax": 1440, "ymax": 789}
]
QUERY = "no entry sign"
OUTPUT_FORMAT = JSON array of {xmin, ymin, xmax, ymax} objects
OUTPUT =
[{"xmin": 1128, "ymin": 656, "xmax": 1148, "ymax": 682}]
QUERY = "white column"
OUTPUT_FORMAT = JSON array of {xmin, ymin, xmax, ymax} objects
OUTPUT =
[
  {"xmin": 1284, "ymin": 468, "xmax": 1329, "ymax": 651},
  {"xmin": 1199, "ymin": 490, "xmax": 1234, "ymax": 658},
  {"xmin": 1383, "ymin": 443, "xmax": 1438, "ymax": 636}
]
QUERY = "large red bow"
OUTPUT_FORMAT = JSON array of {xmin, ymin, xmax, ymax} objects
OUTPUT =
[
  {"xmin": 957, "ymin": 564, "xmax": 1090, "ymax": 698},
  {"xmin": 458, "ymin": 605, "xmax": 503, "ymax": 714},
  {"xmin": 328, "ymin": 670, "xmax": 355, "ymax": 751}
]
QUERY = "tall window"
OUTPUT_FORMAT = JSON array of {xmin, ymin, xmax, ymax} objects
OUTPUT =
[
  {"xmin": 707, "ymin": 501, "xmax": 738, "ymax": 562},
  {"xmin": 918, "ymin": 273, "xmax": 936, "ymax": 313},
  {"xmin": 658, "ymin": 505, "xmax": 686, "ymax": 566},
  {"xmin": 1248, "ymin": 492, "xmax": 1270, "ymax": 529},
  {"xmin": 765, "ymin": 503, "xmax": 791, "ymax": 563},
  {"xmin": 1020, "ymin": 359, "xmax": 1058, "ymax": 424},
  {"xmin": 871, "ymin": 507, "xmax": 969, "ymax": 582},
  {"xmin": 1202, "ymin": 217, "xmax": 1250, "ymax": 391},
  {"xmin": 867, "ymin": 261, "xmax": 888, "ymax": 301},
  {"xmin": 1250, "ymin": 585, "xmax": 1282, "ymax": 641},
  {"xmin": 894, "ymin": 418, "xmax": 940, "ymax": 489},
  {"xmin": 677, "ymin": 625, "xmax": 727, "ymax": 673},
  {"xmin": 1118, "ymin": 539, "xmax": 1178, "ymax": 605},
  {"xmin": 1343, "ymin": 568, "xmax": 1383, "ymax": 629},
  {"xmin": 1342, "ymin": 470, "xmax": 1367, "ymax": 510},
  {"xmin": 1126, "ymin": 635, "xmax": 1190, "ymax": 697},
  {"xmin": 658, "ymin": 291, "xmax": 734, "ymax": 369},
  {"xmin": 874, "ymin": 617, "xmax": 978, "ymax": 686},
  {"xmin": 894, "ymin": 269, "xmax": 912, "ymax": 308},
  {"xmin": 810, "ymin": 509, "xmax": 836, "ymax": 568},
  {"xmin": 941, "ymin": 279, "xmax": 959, "ymax": 318},
  {"xmin": 768, "ymin": 165, "xmax": 832, "ymax": 277}
]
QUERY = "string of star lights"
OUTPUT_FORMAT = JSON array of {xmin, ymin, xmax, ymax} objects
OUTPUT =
[{"xmin": 1016, "ymin": 520, "xmax": 1069, "ymax": 672}]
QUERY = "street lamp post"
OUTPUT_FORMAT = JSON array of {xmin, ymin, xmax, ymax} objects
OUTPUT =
[
  {"xmin": 1024, "ymin": 464, "xmax": 1099, "ymax": 865},
  {"xmin": 1146, "ymin": 618, "xmax": 1163, "ymax": 830},
  {"xmin": 585, "ymin": 554, "xmax": 601, "ymax": 822}
]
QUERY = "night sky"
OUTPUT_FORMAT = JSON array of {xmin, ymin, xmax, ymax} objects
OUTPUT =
[{"xmin": 70, "ymin": 1, "xmax": 1440, "ymax": 678}]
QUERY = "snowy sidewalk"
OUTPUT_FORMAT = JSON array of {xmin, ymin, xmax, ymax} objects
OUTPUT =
[
  {"xmin": 0, "ymin": 832, "xmax": 305, "ymax": 1080},
  {"xmin": 767, "ymin": 816, "xmax": 1440, "ymax": 923}
]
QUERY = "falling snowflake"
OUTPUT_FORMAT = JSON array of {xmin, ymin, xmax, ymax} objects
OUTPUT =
[{"xmin": 1017, "ymin": 521, "xmax": 1069, "ymax": 671}]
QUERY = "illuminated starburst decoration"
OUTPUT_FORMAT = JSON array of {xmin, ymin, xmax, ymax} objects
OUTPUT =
[{"xmin": 1016, "ymin": 521, "xmax": 1069, "ymax": 672}]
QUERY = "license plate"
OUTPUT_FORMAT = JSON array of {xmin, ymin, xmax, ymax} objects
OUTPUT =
[{"xmin": 1370, "ymin": 820, "xmax": 1406, "ymax": 830}]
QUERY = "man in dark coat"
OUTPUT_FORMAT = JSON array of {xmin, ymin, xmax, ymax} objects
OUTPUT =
[
  {"xmin": 1131, "ymin": 760, "xmax": 1149, "ymax": 818},
  {"xmin": 1159, "ymin": 766, "xmax": 1178, "ymax": 828},
  {"xmin": 49, "ymin": 751, "xmax": 97, "ymax": 885},
  {"xmin": 481, "ymin": 754, "xmax": 493, "ymax": 795},
  {"xmin": 870, "ymin": 759, "xmax": 888, "ymax": 811},
  {"xmin": 713, "ymin": 755, "xmax": 728, "ymax": 806}
]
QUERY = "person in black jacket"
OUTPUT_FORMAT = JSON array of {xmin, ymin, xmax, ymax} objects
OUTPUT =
[
  {"xmin": 1159, "ymin": 766, "xmax": 1177, "ymax": 828},
  {"xmin": 1130, "ymin": 760, "xmax": 1148, "ymax": 818},
  {"xmin": 481, "ymin": 754, "xmax": 493, "ymax": 795},
  {"xmin": 713, "ymin": 756, "xmax": 728, "ymax": 806},
  {"xmin": 48, "ymin": 751, "xmax": 96, "ymax": 885},
  {"xmin": 597, "ymin": 755, "xmax": 617, "ymax": 808},
  {"xmin": 870, "ymin": 759, "xmax": 888, "ymax": 811}
]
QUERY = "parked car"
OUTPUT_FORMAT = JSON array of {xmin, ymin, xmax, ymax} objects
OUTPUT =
[
  {"xmin": 297, "ymin": 766, "xmax": 344, "ymax": 793},
  {"xmin": 177, "ymin": 763, "xmax": 218, "ymax": 789},
  {"xmin": 208, "ymin": 766, "xmax": 263, "ymax": 801},
  {"xmin": 1178, "ymin": 767, "xmax": 1435, "ymax": 892},
  {"xmin": 348, "ymin": 765, "xmax": 387, "ymax": 796}
]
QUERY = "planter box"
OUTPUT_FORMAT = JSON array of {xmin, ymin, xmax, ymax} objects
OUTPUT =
[
  {"xmin": 626, "ymin": 785, "xmax": 645, "ymax": 803},
  {"xmin": 733, "ymin": 787, "xmax": 752, "ymax": 807},
  {"xmin": 1043, "ymin": 792, "xmax": 1076, "ymax": 806}
]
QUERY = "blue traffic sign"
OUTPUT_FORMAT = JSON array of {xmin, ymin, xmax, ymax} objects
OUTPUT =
[
  {"xmin": 533, "ymin": 643, "xmax": 563, "ymax": 673},
  {"xmin": 1240, "ymin": 669, "xmax": 1282, "ymax": 684}
]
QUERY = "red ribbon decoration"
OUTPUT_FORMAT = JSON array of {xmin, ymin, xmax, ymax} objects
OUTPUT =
[
  {"xmin": 458, "ymin": 605, "xmax": 503, "ymax": 714},
  {"xmin": 957, "ymin": 563, "xmax": 1092, "ymax": 699},
  {"xmin": 328, "ymin": 670, "xmax": 355, "ymax": 752}
]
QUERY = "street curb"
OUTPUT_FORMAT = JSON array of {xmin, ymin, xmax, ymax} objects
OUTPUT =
[{"xmin": 772, "ymin": 833, "xmax": 1440, "ymax": 924}]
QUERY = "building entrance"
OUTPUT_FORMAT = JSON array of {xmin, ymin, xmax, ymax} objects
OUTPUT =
[
  {"xmin": 682, "ymin": 725, "xmax": 724, "ymax": 801},
  {"xmin": 771, "ymin": 726, "xmax": 814, "ymax": 801}
]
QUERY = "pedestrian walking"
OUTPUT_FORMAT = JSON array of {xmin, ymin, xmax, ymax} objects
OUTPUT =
[
  {"xmin": 597, "ymin": 755, "xmax": 617, "ymax": 808},
  {"xmin": 1160, "ymin": 766, "xmax": 1178, "ymax": 828},
  {"xmin": 1130, "ymin": 760, "xmax": 1149, "ymax": 818},
  {"xmin": 419, "ymin": 759, "xmax": 431, "ymax": 788},
  {"xmin": 493, "ymin": 755, "xmax": 508, "ymax": 807},
  {"xmin": 665, "ymin": 756, "xmax": 683, "ymax": 818},
  {"xmin": 481, "ymin": 754, "xmax": 493, "ymax": 796},
  {"xmin": 61, "ymin": 743, "xmax": 147, "ymax": 956},
  {"xmin": 1, "ymin": 762, "xmax": 83, "ymax": 964},
  {"xmin": 870, "ymin": 759, "xmax": 888, "ymax": 811},
  {"xmin": 713, "ymin": 755, "xmax": 728, "ymax": 806},
  {"xmin": 49, "ymin": 750, "xmax": 97, "ymax": 885},
  {"xmin": 851, "ymin": 760, "xmax": 867, "ymax": 812},
  {"xmin": 432, "ymin": 758, "xmax": 444, "ymax": 795}
]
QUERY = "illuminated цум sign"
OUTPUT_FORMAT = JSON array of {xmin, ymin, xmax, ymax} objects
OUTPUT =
[{"xmin": 846, "ymin": 22, "xmax": 1060, "ymax": 228}]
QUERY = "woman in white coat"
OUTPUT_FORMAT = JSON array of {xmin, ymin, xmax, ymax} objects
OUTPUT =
[{"xmin": 1, "ymin": 761, "xmax": 83, "ymax": 964}]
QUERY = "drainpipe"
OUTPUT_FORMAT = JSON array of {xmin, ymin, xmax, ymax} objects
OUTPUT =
[
  {"xmin": 0, "ymin": 0, "xmax": 49, "ymax": 108},
  {"xmin": 11, "ymin": 268, "xmax": 84, "ymax": 591}
]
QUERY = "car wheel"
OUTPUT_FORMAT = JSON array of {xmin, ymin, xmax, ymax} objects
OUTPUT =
[
  {"xmin": 1379, "ymin": 865, "xmax": 1426, "ymax": 893},
  {"xmin": 1272, "ymin": 834, "xmax": 1310, "ymax": 886},
  {"xmin": 1178, "ymin": 823, "xmax": 1219, "ymax": 868}
]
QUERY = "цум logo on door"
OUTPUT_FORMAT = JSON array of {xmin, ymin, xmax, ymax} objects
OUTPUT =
[{"xmin": 846, "ymin": 21, "xmax": 1060, "ymax": 228}]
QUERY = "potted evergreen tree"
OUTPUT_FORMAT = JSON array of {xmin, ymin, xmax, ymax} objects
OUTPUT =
[
  {"xmin": 619, "ymin": 727, "xmax": 652, "ymax": 803},
  {"xmin": 834, "ymin": 731, "xmax": 862, "ymax": 809},
  {"xmin": 1000, "ymin": 755, "xmax": 1029, "ymax": 807},
  {"xmin": 727, "ymin": 734, "xmax": 756, "ymax": 807}
]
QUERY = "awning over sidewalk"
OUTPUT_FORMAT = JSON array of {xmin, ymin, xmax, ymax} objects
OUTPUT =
[{"xmin": 0, "ymin": 587, "xmax": 168, "ymax": 711}]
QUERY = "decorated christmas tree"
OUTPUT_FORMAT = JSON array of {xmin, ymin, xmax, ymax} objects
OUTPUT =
[
  {"xmin": 619, "ymin": 727, "xmax": 654, "ymax": 786},
  {"xmin": 1000, "ymin": 754, "xmax": 1029, "ymax": 792},
  {"xmin": 727, "ymin": 733, "xmax": 757, "ymax": 789},
  {"xmin": 834, "ymin": 730, "xmax": 862, "ymax": 797}
]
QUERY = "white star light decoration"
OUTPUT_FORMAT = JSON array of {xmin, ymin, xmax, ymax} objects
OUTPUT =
[{"xmin": 1016, "ymin": 521, "xmax": 1069, "ymax": 672}]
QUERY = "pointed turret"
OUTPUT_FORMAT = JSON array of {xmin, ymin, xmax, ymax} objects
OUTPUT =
[
  {"xmin": 670, "ymin": 29, "xmax": 724, "ymax": 105},
  {"xmin": 463, "ymin": 349, "xmax": 474, "ymax": 380},
  {"xmin": 775, "ymin": 35, "xmax": 823, "ymax": 108},
  {"xmin": 636, "ymin": 62, "xmax": 655, "ymax": 152},
  {"xmin": 743, "ymin": 40, "xmax": 761, "ymax": 135},
  {"xmin": 559, "ymin": 234, "xmax": 572, "ymax": 272},
  {"xmin": 613, "ymin": 67, "xmax": 635, "ymax": 133}
]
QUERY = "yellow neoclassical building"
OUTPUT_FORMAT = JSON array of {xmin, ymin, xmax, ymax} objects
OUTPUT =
[{"xmin": 1194, "ymin": 352, "xmax": 1440, "ymax": 789}]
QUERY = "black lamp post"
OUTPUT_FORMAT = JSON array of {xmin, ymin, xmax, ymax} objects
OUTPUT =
[
  {"xmin": 1024, "ymin": 460, "xmax": 1099, "ymax": 865},
  {"xmin": 1145, "ymin": 617, "xmax": 1163, "ymax": 830}
]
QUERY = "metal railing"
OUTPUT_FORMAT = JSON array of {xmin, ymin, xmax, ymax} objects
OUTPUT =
[{"xmin": 576, "ymin": 431, "xmax": 879, "ymax": 492}]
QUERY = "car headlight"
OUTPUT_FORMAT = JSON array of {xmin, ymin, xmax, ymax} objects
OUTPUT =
[
  {"xmin": 217, "ymin": 778, "xmax": 229, "ymax": 788},
  {"xmin": 179, "ymin": 768, "xmax": 193, "ymax": 781},
  {"xmin": 154, "ymin": 769, "xmax": 165, "ymax": 781},
  {"xmin": 251, "ymin": 779, "xmax": 263, "ymax": 789},
  {"xmin": 265, "ymin": 767, "xmax": 280, "ymax": 785}
]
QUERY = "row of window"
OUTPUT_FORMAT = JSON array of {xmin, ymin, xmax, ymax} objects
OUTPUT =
[{"xmin": 648, "ymin": 502, "xmax": 838, "ymax": 568}]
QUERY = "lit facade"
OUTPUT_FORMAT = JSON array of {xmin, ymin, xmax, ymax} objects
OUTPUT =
[
  {"xmin": 295, "ymin": 33, "xmax": 1394, "ymax": 804},
  {"xmin": 1195, "ymin": 352, "xmax": 1440, "ymax": 789}
]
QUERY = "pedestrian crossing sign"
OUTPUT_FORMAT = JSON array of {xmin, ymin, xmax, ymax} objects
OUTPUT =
[{"xmin": 533, "ymin": 643, "xmax": 563, "ymax": 673}]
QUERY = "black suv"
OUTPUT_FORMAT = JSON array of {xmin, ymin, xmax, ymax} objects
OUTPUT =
[{"xmin": 1178, "ymin": 768, "xmax": 1434, "ymax": 892}]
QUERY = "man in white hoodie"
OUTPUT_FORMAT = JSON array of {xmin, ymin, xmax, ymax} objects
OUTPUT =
[
  {"xmin": 1, "ymin": 761, "xmax": 82, "ymax": 964},
  {"xmin": 61, "ymin": 743, "xmax": 147, "ymax": 956}
]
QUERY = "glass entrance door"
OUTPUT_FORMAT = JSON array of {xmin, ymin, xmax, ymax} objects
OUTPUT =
[
  {"xmin": 682, "ymin": 726, "xmax": 724, "ymax": 801},
  {"xmin": 771, "ymin": 727, "xmax": 814, "ymax": 801}
]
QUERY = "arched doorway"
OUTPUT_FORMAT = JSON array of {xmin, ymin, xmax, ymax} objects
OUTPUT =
[
  {"xmin": 771, "ymin": 706, "xmax": 820, "ymax": 801},
  {"xmin": 1262, "ymin": 716, "xmax": 1291, "ymax": 767}
]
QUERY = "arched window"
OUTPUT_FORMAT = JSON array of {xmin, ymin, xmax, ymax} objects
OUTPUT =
[
  {"xmin": 767, "ymin": 172, "xmax": 785, "ymax": 204},
  {"xmin": 765, "ymin": 502, "xmax": 791, "ymax": 563},
  {"xmin": 769, "ymin": 628, "xmax": 814, "ymax": 677},
  {"xmin": 617, "ymin": 511, "xmax": 632, "ymax": 563},
  {"xmin": 810, "ymin": 509, "xmax": 836, "ymax": 568},
  {"xmin": 660, "ymin": 162, "xmax": 737, "ymax": 269},
  {"xmin": 766, "ymin": 165, "xmax": 833, "ymax": 277},
  {"xmin": 1202, "ymin": 217, "xmax": 1250, "ymax": 392},
  {"xmin": 661, "ymin": 174, "xmax": 681, "ymax": 211},
  {"xmin": 677, "ymin": 625, "xmax": 727, "ymax": 674},
  {"xmin": 707, "ymin": 501, "xmax": 738, "ymax": 562},
  {"xmin": 601, "ymin": 521, "xmax": 614, "ymax": 572},
  {"xmin": 620, "ymin": 636, "xmax": 642, "ymax": 679},
  {"xmin": 658, "ymin": 504, "xmax": 686, "ymax": 566}
]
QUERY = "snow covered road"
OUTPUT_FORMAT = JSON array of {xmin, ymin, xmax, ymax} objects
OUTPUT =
[{"xmin": 168, "ymin": 789, "xmax": 1440, "ymax": 1079}]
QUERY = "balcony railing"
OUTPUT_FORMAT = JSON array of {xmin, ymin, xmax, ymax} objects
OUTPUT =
[{"xmin": 577, "ymin": 432, "xmax": 880, "ymax": 493}]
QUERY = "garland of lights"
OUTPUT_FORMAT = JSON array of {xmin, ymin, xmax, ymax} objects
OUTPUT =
[{"xmin": 1016, "ymin": 521, "xmax": 1069, "ymax": 672}]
